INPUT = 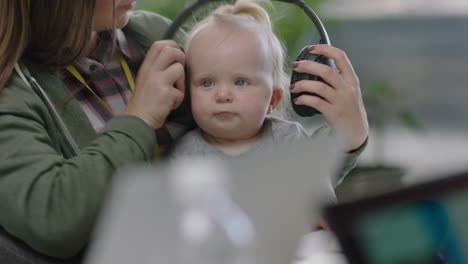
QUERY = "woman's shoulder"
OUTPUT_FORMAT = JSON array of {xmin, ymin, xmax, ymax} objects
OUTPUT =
[
  {"xmin": 0, "ymin": 71, "xmax": 43, "ymax": 114},
  {"xmin": 128, "ymin": 10, "xmax": 172, "ymax": 28},
  {"xmin": 125, "ymin": 10, "xmax": 186, "ymax": 47}
]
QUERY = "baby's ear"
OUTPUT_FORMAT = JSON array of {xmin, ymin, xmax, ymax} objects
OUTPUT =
[{"xmin": 270, "ymin": 87, "xmax": 283, "ymax": 110}]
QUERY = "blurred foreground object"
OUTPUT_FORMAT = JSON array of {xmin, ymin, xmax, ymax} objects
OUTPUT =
[
  {"xmin": 84, "ymin": 136, "xmax": 342, "ymax": 264},
  {"xmin": 295, "ymin": 230, "xmax": 348, "ymax": 264},
  {"xmin": 169, "ymin": 157, "xmax": 255, "ymax": 264}
]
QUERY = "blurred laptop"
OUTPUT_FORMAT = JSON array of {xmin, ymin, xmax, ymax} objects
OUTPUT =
[
  {"xmin": 84, "ymin": 135, "xmax": 343, "ymax": 264},
  {"xmin": 326, "ymin": 170, "xmax": 468, "ymax": 264}
]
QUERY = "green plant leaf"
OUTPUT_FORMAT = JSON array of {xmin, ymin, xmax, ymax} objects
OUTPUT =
[
  {"xmin": 366, "ymin": 81, "xmax": 399, "ymax": 99},
  {"xmin": 398, "ymin": 110, "xmax": 424, "ymax": 131}
]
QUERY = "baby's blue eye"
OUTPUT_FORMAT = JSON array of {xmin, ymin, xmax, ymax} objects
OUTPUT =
[
  {"xmin": 201, "ymin": 80, "xmax": 214, "ymax": 88},
  {"xmin": 234, "ymin": 79, "xmax": 249, "ymax": 87}
]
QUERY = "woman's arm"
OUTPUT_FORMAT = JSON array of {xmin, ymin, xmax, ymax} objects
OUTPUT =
[{"xmin": 0, "ymin": 91, "xmax": 155, "ymax": 258}]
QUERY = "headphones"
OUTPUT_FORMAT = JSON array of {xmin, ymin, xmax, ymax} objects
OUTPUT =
[{"xmin": 164, "ymin": 0, "xmax": 336, "ymax": 117}]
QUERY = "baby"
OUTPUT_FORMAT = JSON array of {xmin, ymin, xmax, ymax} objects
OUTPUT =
[
  {"xmin": 173, "ymin": 0, "xmax": 292, "ymax": 157},
  {"xmin": 171, "ymin": 0, "xmax": 367, "ymax": 170}
]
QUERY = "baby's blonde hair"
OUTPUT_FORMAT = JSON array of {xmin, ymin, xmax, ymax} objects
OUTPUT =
[{"xmin": 185, "ymin": 0, "xmax": 290, "ymax": 110}]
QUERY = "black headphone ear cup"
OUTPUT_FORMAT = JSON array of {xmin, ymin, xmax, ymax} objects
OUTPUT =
[
  {"xmin": 290, "ymin": 45, "xmax": 336, "ymax": 117},
  {"xmin": 183, "ymin": 64, "xmax": 193, "ymax": 114}
]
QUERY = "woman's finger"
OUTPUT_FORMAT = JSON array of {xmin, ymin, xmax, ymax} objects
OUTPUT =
[
  {"xmin": 291, "ymin": 80, "xmax": 336, "ymax": 104},
  {"xmin": 309, "ymin": 44, "xmax": 358, "ymax": 85},
  {"xmin": 164, "ymin": 62, "xmax": 185, "ymax": 91},
  {"xmin": 293, "ymin": 60, "xmax": 343, "ymax": 91},
  {"xmin": 149, "ymin": 45, "xmax": 186, "ymax": 71},
  {"xmin": 169, "ymin": 85, "xmax": 185, "ymax": 110},
  {"xmin": 294, "ymin": 92, "xmax": 332, "ymax": 114},
  {"xmin": 144, "ymin": 40, "xmax": 180, "ymax": 60}
]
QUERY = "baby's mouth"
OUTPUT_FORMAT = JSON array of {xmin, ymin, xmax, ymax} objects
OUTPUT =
[{"xmin": 214, "ymin": 112, "xmax": 236, "ymax": 120}]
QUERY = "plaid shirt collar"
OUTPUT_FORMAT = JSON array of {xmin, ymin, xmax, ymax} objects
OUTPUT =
[
  {"xmin": 58, "ymin": 29, "xmax": 195, "ymax": 157},
  {"xmin": 74, "ymin": 29, "xmax": 133, "ymax": 75}
]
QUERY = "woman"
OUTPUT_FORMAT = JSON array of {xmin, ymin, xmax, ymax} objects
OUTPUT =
[{"xmin": 0, "ymin": 0, "xmax": 194, "ymax": 258}]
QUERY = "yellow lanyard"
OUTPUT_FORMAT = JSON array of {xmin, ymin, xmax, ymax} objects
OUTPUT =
[
  {"xmin": 65, "ymin": 53, "xmax": 135, "ymax": 115},
  {"xmin": 65, "ymin": 53, "xmax": 160, "ymax": 159}
]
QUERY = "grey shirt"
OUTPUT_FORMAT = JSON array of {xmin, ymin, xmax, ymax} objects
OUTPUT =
[
  {"xmin": 170, "ymin": 117, "xmax": 366, "ymax": 187},
  {"xmin": 171, "ymin": 117, "xmax": 309, "ymax": 158}
]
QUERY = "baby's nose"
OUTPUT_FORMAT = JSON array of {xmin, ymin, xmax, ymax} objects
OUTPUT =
[{"xmin": 215, "ymin": 85, "xmax": 233, "ymax": 103}]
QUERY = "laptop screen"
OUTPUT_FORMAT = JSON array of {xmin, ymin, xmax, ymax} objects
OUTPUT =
[{"xmin": 326, "ymin": 171, "xmax": 468, "ymax": 264}]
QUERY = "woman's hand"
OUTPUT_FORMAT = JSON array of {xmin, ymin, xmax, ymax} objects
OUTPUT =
[
  {"xmin": 290, "ymin": 44, "xmax": 368, "ymax": 152},
  {"xmin": 124, "ymin": 40, "xmax": 186, "ymax": 129}
]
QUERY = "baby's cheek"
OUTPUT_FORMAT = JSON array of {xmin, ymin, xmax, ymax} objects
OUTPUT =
[
  {"xmin": 190, "ymin": 96, "xmax": 205, "ymax": 114},
  {"xmin": 192, "ymin": 108, "xmax": 206, "ymax": 123}
]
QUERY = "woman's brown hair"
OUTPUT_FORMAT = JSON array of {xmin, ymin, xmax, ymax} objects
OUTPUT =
[{"xmin": 0, "ymin": 0, "xmax": 96, "ymax": 89}]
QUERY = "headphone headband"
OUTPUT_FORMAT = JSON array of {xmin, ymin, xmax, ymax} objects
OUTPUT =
[{"xmin": 163, "ymin": 0, "xmax": 331, "ymax": 45}]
